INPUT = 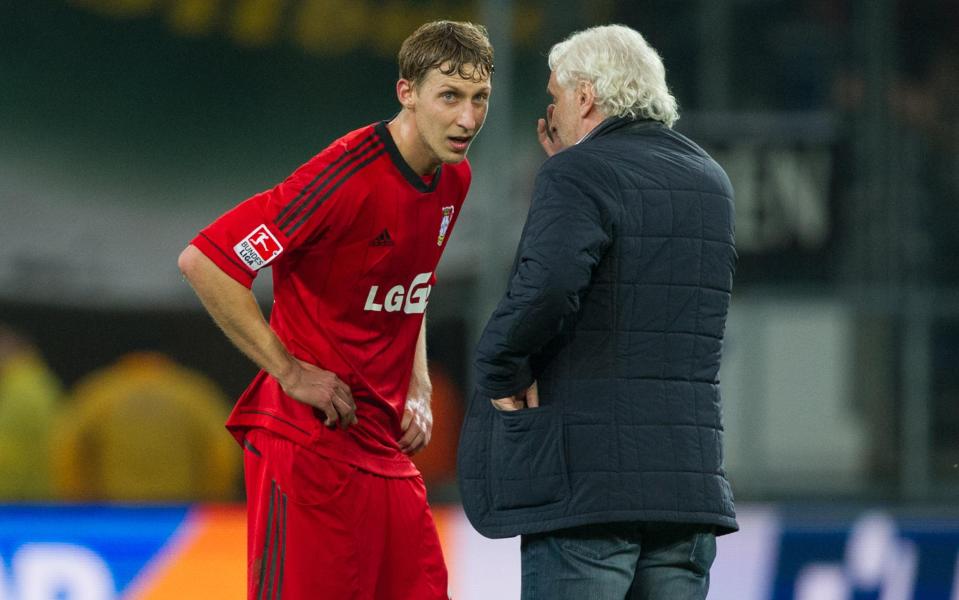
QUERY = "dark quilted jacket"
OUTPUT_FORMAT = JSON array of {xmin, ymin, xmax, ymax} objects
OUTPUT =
[{"xmin": 458, "ymin": 117, "xmax": 738, "ymax": 538}]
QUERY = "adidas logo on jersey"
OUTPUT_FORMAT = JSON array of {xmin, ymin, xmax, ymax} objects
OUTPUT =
[{"xmin": 370, "ymin": 229, "xmax": 394, "ymax": 246}]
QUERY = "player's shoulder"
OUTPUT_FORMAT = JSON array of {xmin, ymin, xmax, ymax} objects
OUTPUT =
[
  {"xmin": 283, "ymin": 123, "xmax": 385, "ymax": 194},
  {"xmin": 445, "ymin": 157, "xmax": 472, "ymax": 189},
  {"xmin": 433, "ymin": 159, "xmax": 471, "ymax": 206},
  {"xmin": 303, "ymin": 123, "xmax": 382, "ymax": 171}
]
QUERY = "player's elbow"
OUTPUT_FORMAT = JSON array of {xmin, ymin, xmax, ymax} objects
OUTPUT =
[{"xmin": 177, "ymin": 244, "xmax": 203, "ymax": 282}]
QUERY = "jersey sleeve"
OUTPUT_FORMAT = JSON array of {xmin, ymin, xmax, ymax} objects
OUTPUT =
[{"xmin": 191, "ymin": 152, "xmax": 357, "ymax": 288}]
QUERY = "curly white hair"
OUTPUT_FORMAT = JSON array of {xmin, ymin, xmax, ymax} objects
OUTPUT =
[{"xmin": 548, "ymin": 24, "xmax": 679, "ymax": 127}]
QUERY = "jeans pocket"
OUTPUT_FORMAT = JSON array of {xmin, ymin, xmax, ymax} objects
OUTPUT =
[
  {"xmin": 687, "ymin": 530, "xmax": 717, "ymax": 576},
  {"xmin": 490, "ymin": 406, "xmax": 568, "ymax": 510},
  {"xmin": 556, "ymin": 524, "xmax": 636, "ymax": 561}
]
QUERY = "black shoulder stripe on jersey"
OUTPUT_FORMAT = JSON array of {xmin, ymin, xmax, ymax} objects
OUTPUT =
[
  {"xmin": 197, "ymin": 232, "xmax": 251, "ymax": 275},
  {"xmin": 285, "ymin": 147, "xmax": 386, "ymax": 236},
  {"xmin": 274, "ymin": 132, "xmax": 378, "ymax": 229},
  {"xmin": 277, "ymin": 139, "xmax": 384, "ymax": 235}
]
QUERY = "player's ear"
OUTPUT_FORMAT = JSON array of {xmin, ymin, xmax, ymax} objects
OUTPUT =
[{"xmin": 397, "ymin": 79, "xmax": 416, "ymax": 110}]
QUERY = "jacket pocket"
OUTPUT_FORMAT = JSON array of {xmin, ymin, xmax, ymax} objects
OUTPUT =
[{"xmin": 489, "ymin": 405, "xmax": 568, "ymax": 511}]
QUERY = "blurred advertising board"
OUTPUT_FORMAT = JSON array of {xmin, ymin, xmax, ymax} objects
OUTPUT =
[
  {"xmin": 0, "ymin": 504, "xmax": 957, "ymax": 599},
  {"xmin": 0, "ymin": 505, "xmax": 245, "ymax": 599}
]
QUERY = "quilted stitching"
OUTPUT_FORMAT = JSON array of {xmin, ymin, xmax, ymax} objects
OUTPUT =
[{"xmin": 460, "ymin": 120, "xmax": 737, "ymax": 538}]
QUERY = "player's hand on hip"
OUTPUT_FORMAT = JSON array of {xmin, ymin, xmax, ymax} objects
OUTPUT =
[
  {"xmin": 399, "ymin": 393, "xmax": 432, "ymax": 455},
  {"xmin": 280, "ymin": 359, "xmax": 357, "ymax": 429}
]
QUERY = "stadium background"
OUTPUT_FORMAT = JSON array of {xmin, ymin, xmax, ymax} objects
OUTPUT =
[{"xmin": 2, "ymin": 0, "xmax": 959, "ymax": 598}]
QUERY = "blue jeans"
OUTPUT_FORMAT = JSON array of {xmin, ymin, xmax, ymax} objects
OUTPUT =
[{"xmin": 520, "ymin": 522, "xmax": 716, "ymax": 600}]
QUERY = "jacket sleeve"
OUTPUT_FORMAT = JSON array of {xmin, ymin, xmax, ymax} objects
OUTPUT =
[{"xmin": 474, "ymin": 151, "xmax": 614, "ymax": 398}]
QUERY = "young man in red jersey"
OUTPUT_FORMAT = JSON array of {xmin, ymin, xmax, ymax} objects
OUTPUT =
[{"xmin": 178, "ymin": 21, "xmax": 493, "ymax": 600}]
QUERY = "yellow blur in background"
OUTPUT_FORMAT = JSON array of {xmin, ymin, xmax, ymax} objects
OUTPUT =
[
  {"xmin": 0, "ymin": 329, "xmax": 64, "ymax": 500},
  {"xmin": 51, "ymin": 352, "xmax": 241, "ymax": 502}
]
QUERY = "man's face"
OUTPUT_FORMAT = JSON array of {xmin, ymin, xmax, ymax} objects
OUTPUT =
[
  {"xmin": 409, "ymin": 64, "xmax": 491, "ymax": 167},
  {"xmin": 546, "ymin": 71, "xmax": 580, "ymax": 148}
]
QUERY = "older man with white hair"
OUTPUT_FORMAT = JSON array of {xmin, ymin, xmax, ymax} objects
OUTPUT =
[{"xmin": 459, "ymin": 24, "xmax": 738, "ymax": 599}]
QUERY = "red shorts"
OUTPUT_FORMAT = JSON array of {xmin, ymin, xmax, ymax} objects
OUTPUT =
[{"xmin": 242, "ymin": 428, "xmax": 449, "ymax": 600}]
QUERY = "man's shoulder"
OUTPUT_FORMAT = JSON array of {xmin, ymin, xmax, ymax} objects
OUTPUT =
[
  {"xmin": 538, "ymin": 144, "xmax": 610, "ymax": 180},
  {"xmin": 445, "ymin": 158, "xmax": 472, "ymax": 187},
  {"xmin": 307, "ymin": 123, "xmax": 382, "ymax": 169},
  {"xmin": 287, "ymin": 123, "xmax": 387, "ymax": 195}
]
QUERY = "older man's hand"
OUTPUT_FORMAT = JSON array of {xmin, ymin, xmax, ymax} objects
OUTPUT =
[
  {"xmin": 491, "ymin": 381, "xmax": 540, "ymax": 411},
  {"xmin": 537, "ymin": 107, "xmax": 565, "ymax": 157}
]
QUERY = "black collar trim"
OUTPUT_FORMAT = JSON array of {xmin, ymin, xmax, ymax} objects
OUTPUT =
[
  {"xmin": 374, "ymin": 120, "xmax": 441, "ymax": 193},
  {"xmin": 583, "ymin": 116, "xmax": 660, "ymax": 143}
]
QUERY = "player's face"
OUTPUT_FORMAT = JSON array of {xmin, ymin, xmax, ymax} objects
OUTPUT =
[
  {"xmin": 411, "ymin": 64, "xmax": 491, "ymax": 167},
  {"xmin": 546, "ymin": 71, "xmax": 580, "ymax": 148}
]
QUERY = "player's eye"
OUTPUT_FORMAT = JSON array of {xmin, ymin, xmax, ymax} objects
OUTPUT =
[{"xmin": 442, "ymin": 92, "xmax": 456, "ymax": 101}]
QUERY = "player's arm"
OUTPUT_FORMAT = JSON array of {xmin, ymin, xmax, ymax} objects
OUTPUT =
[
  {"xmin": 177, "ymin": 244, "xmax": 357, "ymax": 429},
  {"xmin": 399, "ymin": 317, "xmax": 432, "ymax": 454}
]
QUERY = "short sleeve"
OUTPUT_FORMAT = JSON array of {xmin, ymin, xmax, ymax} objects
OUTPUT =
[{"xmin": 191, "ymin": 152, "xmax": 356, "ymax": 288}]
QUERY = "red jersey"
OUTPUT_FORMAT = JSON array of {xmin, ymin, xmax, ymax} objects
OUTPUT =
[{"xmin": 192, "ymin": 121, "xmax": 469, "ymax": 476}]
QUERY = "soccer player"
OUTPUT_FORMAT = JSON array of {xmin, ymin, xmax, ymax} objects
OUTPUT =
[{"xmin": 177, "ymin": 21, "xmax": 493, "ymax": 600}]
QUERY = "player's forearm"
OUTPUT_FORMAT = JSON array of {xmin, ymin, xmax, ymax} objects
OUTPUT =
[
  {"xmin": 401, "ymin": 318, "xmax": 432, "ymax": 452},
  {"xmin": 408, "ymin": 318, "xmax": 431, "ymax": 397},
  {"xmin": 178, "ymin": 245, "xmax": 297, "ymax": 384}
]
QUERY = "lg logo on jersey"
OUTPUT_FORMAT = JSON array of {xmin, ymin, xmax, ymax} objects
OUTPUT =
[{"xmin": 364, "ymin": 272, "xmax": 432, "ymax": 314}]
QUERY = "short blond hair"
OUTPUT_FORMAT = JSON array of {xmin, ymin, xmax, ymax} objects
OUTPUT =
[{"xmin": 399, "ymin": 21, "xmax": 494, "ymax": 86}]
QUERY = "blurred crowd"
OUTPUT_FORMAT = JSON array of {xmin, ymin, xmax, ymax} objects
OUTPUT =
[
  {"xmin": 0, "ymin": 323, "xmax": 465, "ymax": 503},
  {"xmin": 0, "ymin": 323, "xmax": 239, "ymax": 502}
]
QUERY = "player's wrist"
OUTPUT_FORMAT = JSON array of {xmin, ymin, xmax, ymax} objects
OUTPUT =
[
  {"xmin": 274, "ymin": 357, "xmax": 303, "ymax": 393},
  {"xmin": 407, "ymin": 372, "xmax": 431, "ymax": 397},
  {"xmin": 409, "ymin": 386, "xmax": 432, "ymax": 406}
]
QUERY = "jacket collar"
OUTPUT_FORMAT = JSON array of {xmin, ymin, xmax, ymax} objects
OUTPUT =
[{"xmin": 580, "ymin": 116, "xmax": 660, "ymax": 144}]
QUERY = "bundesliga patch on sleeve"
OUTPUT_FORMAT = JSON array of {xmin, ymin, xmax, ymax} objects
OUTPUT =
[{"xmin": 233, "ymin": 224, "xmax": 283, "ymax": 270}]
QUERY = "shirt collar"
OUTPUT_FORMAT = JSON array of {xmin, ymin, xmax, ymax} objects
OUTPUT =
[{"xmin": 374, "ymin": 120, "xmax": 442, "ymax": 193}]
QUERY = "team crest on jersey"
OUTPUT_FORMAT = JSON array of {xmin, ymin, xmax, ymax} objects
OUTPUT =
[
  {"xmin": 437, "ymin": 206, "xmax": 454, "ymax": 246},
  {"xmin": 234, "ymin": 224, "xmax": 283, "ymax": 270}
]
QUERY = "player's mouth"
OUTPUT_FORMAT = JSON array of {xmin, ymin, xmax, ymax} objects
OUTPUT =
[{"xmin": 448, "ymin": 135, "xmax": 473, "ymax": 152}]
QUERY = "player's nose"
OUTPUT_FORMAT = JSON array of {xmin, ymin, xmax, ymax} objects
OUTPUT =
[{"xmin": 456, "ymin": 104, "xmax": 480, "ymax": 132}]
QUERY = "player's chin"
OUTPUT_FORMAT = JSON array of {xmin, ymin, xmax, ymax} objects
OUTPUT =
[{"xmin": 440, "ymin": 149, "xmax": 469, "ymax": 164}]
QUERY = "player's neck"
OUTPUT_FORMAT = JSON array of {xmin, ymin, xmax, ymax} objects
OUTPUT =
[{"xmin": 386, "ymin": 112, "xmax": 440, "ymax": 177}]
